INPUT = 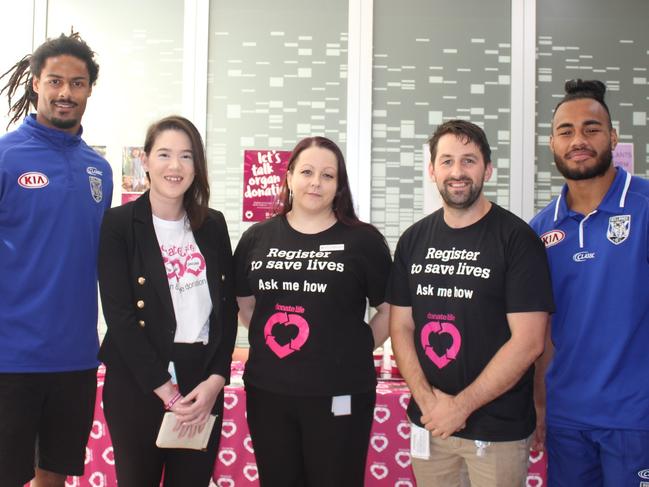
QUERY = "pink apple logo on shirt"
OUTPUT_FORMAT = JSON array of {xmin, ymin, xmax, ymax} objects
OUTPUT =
[
  {"xmin": 420, "ymin": 320, "xmax": 461, "ymax": 369},
  {"xmin": 264, "ymin": 311, "xmax": 310, "ymax": 359}
]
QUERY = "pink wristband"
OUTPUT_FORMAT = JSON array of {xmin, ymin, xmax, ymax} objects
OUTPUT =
[{"xmin": 165, "ymin": 392, "xmax": 182, "ymax": 411}]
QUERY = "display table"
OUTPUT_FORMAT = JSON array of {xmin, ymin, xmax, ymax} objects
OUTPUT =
[{"xmin": 58, "ymin": 365, "xmax": 546, "ymax": 486}]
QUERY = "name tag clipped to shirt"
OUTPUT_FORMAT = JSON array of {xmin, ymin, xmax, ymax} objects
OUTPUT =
[
  {"xmin": 331, "ymin": 395, "xmax": 351, "ymax": 416},
  {"xmin": 410, "ymin": 423, "xmax": 430, "ymax": 459}
]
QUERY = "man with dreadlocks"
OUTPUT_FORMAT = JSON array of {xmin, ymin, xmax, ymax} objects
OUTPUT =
[
  {"xmin": 0, "ymin": 32, "xmax": 112, "ymax": 487},
  {"xmin": 531, "ymin": 79, "xmax": 649, "ymax": 486}
]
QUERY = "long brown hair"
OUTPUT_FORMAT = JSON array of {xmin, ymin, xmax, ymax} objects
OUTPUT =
[
  {"xmin": 275, "ymin": 136, "xmax": 364, "ymax": 226},
  {"xmin": 143, "ymin": 116, "xmax": 210, "ymax": 230}
]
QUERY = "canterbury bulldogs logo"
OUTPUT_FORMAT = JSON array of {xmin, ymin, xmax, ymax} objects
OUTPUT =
[
  {"xmin": 607, "ymin": 215, "xmax": 630, "ymax": 245},
  {"xmin": 89, "ymin": 176, "xmax": 103, "ymax": 203}
]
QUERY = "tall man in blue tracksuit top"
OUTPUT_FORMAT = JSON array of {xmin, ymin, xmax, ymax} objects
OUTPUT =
[
  {"xmin": 530, "ymin": 79, "xmax": 649, "ymax": 486},
  {"xmin": 0, "ymin": 33, "xmax": 112, "ymax": 487}
]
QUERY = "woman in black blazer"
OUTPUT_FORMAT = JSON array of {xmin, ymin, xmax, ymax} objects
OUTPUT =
[{"xmin": 98, "ymin": 116, "xmax": 237, "ymax": 487}]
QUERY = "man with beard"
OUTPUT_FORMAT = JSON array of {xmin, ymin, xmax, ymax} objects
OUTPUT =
[
  {"xmin": 0, "ymin": 32, "xmax": 112, "ymax": 487},
  {"xmin": 388, "ymin": 120, "xmax": 554, "ymax": 486},
  {"xmin": 530, "ymin": 80, "xmax": 649, "ymax": 486}
]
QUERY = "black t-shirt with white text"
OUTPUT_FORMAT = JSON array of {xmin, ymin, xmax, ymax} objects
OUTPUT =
[
  {"xmin": 388, "ymin": 204, "xmax": 554, "ymax": 441},
  {"xmin": 235, "ymin": 216, "xmax": 391, "ymax": 396}
]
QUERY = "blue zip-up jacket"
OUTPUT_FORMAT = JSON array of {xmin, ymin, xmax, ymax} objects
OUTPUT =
[{"xmin": 0, "ymin": 115, "xmax": 113, "ymax": 372}]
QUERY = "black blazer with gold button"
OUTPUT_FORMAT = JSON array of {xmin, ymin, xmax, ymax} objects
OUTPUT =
[{"xmin": 97, "ymin": 192, "xmax": 237, "ymax": 393}]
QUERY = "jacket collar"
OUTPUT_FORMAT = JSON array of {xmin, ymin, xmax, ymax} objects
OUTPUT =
[
  {"xmin": 553, "ymin": 167, "xmax": 632, "ymax": 223},
  {"xmin": 21, "ymin": 114, "xmax": 83, "ymax": 148}
]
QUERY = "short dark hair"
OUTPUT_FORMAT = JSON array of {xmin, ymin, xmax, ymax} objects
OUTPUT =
[
  {"xmin": 275, "ymin": 136, "xmax": 365, "ymax": 228},
  {"xmin": 428, "ymin": 119, "xmax": 492, "ymax": 165},
  {"xmin": 553, "ymin": 79, "xmax": 612, "ymax": 128},
  {"xmin": 143, "ymin": 116, "xmax": 210, "ymax": 230},
  {"xmin": 0, "ymin": 30, "xmax": 99, "ymax": 128}
]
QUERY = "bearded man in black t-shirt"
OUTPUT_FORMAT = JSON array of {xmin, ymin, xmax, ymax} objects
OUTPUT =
[{"xmin": 387, "ymin": 120, "xmax": 554, "ymax": 487}]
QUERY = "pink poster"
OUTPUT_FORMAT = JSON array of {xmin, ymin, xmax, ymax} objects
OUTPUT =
[
  {"xmin": 242, "ymin": 150, "xmax": 291, "ymax": 222},
  {"xmin": 613, "ymin": 142, "xmax": 634, "ymax": 174}
]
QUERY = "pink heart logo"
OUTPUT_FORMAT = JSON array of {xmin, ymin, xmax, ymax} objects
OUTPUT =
[
  {"xmin": 243, "ymin": 464, "xmax": 259, "ymax": 481},
  {"xmin": 370, "ymin": 463, "xmax": 389, "ymax": 480},
  {"xmin": 87, "ymin": 473, "xmax": 106, "ymax": 487},
  {"xmin": 529, "ymin": 449, "xmax": 544, "ymax": 464},
  {"xmin": 395, "ymin": 481, "xmax": 414, "ymax": 487},
  {"xmin": 264, "ymin": 312, "xmax": 310, "ymax": 359},
  {"xmin": 221, "ymin": 420, "xmax": 236, "ymax": 438},
  {"xmin": 218, "ymin": 448, "xmax": 237, "ymax": 466},
  {"xmin": 420, "ymin": 321, "xmax": 462, "ymax": 369},
  {"xmin": 101, "ymin": 446, "xmax": 114, "ymax": 465},
  {"xmin": 216, "ymin": 478, "xmax": 235, "ymax": 487},
  {"xmin": 84, "ymin": 446, "xmax": 92, "ymax": 465},
  {"xmin": 397, "ymin": 421, "xmax": 411, "ymax": 439},
  {"xmin": 90, "ymin": 420, "xmax": 103, "ymax": 440},
  {"xmin": 370, "ymin": 434, "xmax": 389, "ymax": 452},
  {"xmin": 373, "ymin": 406, "xmax": 391, "ymax": 424},
  {"xmin": 243, "ymin": 435, "xmax": 255, "ymax": 454},
  {"xmin": 399, "ymin": 393, "xmax": 410, "ymax": 410},
  {"xmin": 395, "ymin": 450, "xmax": 411, "ymax": 468},
  {"xmin": 185, "ymin": 253, "xmax": 206, "ymax": 276},
  {"xmin": 526, "ymin": 473, "xmax": 544, "ymax": 487},
  {"xmin": 224, "ymin": 392, "xmax": 238, "ymax": 410}
]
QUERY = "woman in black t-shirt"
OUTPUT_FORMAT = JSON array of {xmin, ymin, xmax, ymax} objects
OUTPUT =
[{"xmin": 235, "ymin": 136, "xmax": 391, "ymax": 487}]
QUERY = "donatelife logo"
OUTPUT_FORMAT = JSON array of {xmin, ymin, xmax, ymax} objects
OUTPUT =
[{"xmin": 18, "ymin": 171, "xmax": 49, "ymax": 188}]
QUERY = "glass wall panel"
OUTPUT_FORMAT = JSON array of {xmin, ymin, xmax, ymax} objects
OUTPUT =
[
  {"xmin": 535, "ymin": 0, "xmax": 649, "ymax": 211},
  {"xmin": 372, "ymin": 0, "xmax": 512, "ymax": 249},
  {"xmin": 207, "ymin": 0, "xmax": 349, "ymax": 243}
]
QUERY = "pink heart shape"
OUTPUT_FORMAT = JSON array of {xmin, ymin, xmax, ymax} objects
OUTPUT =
[
  {"xmin": 218, "ymin": 448, "xmax": 237, "ymax": 466},
  {"xmin": 420, "ymin": 321, "xmax": 462, "ymax": 369},
  {"xmin": 526, "ymin": 473, "xmax": 544, "ymax": 487},
  {"xmin": 221, "ymin": 420, "xmax": 236, "ymax": 438},
  {"xmin": 243, "ymin": 435, "xmax": 255, "ymax": 454},
  {"xmin": 243, "ymin": 464, "xmax": 259, "ymax": 481},
  {"xmin": 223, "ymin": 391, "xmax": 238, "ymax": 410},
  {"xmin": 264, "ymin": 312, "xmax": 310, "ymax": 359},
  {"xmin": 395, "ymin": 450, "xmax": 411, "ymax": 468},
  {"xmin": 397, "ymin": 421, "xmax": 411, "ymax": 439},
  {"xmin": 184, "ymin": 253, "xmax": 206, "ymax": 276},
  {"xmin": 373, "ymin": 406, "xmax": 391, "ymax": 424},
  {"xmin": 216, "ymin": 478, "xmax": 235, "ymax": 487},
  {"xmin": 370, "ymin": 463, "xmax": 389, "ymax": 480},
  {"xmin": 529, "ymin": 449, "xmax": 544, "ymax": 464},
  {"xmin": 370, "ymin": 434, "xmax": 389, "ymax": 452}
]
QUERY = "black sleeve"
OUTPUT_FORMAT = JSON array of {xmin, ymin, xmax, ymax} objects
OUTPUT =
[
  {"xmin": 505, "ymin": 223, "xmax": 555, "ymax": 314},
  {"xmin": 386, "ymin": 233, "xmax": 413, "ymax": 307},
  {"xmin": 207, "ymin": 211, "xmax": 238, "ymax": 381},
  {"xmin": 360, "ymin": 228, "xmax": 392, "ymax": 307},
  {"xmin": 233, "ymin": 225, "xmax": 254, "ymax": 297},
  {"xmin": 98, "ymin": 208, "xmax": 170, "ymax": 392}
]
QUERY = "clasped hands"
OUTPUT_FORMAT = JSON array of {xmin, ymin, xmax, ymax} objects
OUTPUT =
[
  {"xmin": 419, "ymin": 388, "xmax": 469, "ymax": 439},
  {"xmin": 166, "ymin": 375, "xmax": 225, "ymax": 438}
]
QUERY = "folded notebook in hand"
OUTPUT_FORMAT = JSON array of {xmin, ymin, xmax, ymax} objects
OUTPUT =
[{"xmin": 156, "ymin": 412, "xmax": 217, "ymax": 450}]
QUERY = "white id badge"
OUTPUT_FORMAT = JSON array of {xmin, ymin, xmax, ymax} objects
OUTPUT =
[
  {"xmin": 331, "ymin": 395, "xmax": 352, "ymax": 416},
  {"xmin": 410, "ymin": 423, "xmax": 431, "ymax": 459},
  {"xmin": 168, "ymin": 361, "xmax": 178, "ymax": 385}
]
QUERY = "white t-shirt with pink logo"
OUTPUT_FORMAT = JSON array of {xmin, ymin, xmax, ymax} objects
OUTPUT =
[{"xmin": 153, "ymin": 214, "xmax": 212, "ymax": 344}]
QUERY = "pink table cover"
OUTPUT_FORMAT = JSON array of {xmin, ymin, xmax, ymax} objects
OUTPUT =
[{"xmin": 49, "ymin": 364, "xmax": 546, "ymax": 486}]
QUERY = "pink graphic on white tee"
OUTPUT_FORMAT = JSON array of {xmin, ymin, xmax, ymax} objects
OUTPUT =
[
  {"xmin": 264, "ymin": 312, "xmax": 310, "ymax": 359},
  {"xmin": 160, "ymin": 243, "xmax": 206, "ymax": 281},
  {"xmin": 420, "ymin": 321, "xmax": 462, "ymax": 369}
]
